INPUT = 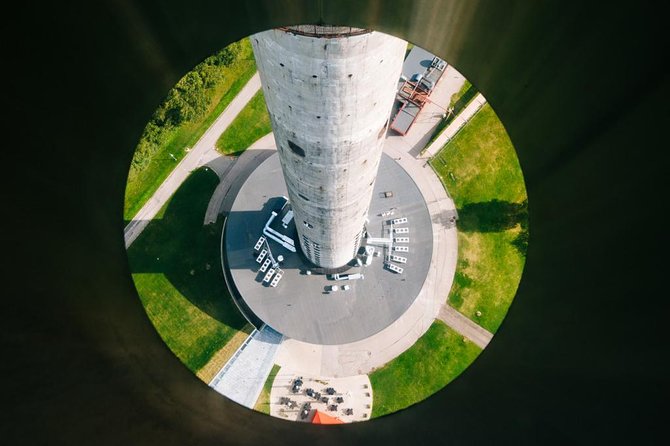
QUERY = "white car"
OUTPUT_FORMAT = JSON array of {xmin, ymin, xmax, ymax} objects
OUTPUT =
[{"xmin": 332, "ymin": 273, "xmax": 364, "ymax": 281}]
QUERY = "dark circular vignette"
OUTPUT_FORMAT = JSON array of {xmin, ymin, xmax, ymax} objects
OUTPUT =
[{"xmin": 4, "ymin": 0, "xmax": 668, "ymax": 445}]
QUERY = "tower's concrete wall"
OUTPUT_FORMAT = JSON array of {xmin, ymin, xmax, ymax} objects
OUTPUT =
[{"xmin": 251, "ymin": 28, "xmax": 406, "ymax": 268}]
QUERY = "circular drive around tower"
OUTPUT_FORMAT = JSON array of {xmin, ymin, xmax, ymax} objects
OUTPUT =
[{"xmin": 224, "ymin": 152, "xmax": 432, "ymax": 345}]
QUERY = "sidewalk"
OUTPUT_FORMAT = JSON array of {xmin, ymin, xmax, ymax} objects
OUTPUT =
[
  {"xmin": 438, "ymin": 305, "xmax": 493, "ymax": 348},
  {"xmin": 209, "ymin": 325, "xmax": 283, "ymax": 409},
  {"xmin": 124, "ymin": 73, "xmax": 261, "ymax": 248},
  {"xmin": 420, "ymin": 93, "xmax": 487, "ymax": 159}
]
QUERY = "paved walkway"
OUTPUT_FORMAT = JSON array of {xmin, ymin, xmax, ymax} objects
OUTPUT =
[
  {"xmin": 420, "ymin": 92, "xmax": 487, "ymax": 159},
  {"xmin": 124, "ymin": 73, "xmax": 261, "ymax": 247},
  {"xmin": 203, "ymin": 133, "xmax": 277, "ymax": 225},
  {"xmin": 438, "ymin": 305, "xmax": 493, "ymax": 348},
  {"xmin": 209, "ymin": 325, "xmax": 283, "ymax": 408}
]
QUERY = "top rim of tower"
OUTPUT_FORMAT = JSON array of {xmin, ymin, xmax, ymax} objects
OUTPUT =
[{"xmin": 278, "ymin": 24, "xmax": 371, "ymax": 38}]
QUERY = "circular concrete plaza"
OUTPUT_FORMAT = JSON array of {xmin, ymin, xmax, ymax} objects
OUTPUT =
[{"xmin": 224, "ymin": 153, "xmax": 432, "ymax": 345}]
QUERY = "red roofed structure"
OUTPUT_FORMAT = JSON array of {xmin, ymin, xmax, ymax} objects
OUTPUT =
[{"xmin": 311, "ymin": 411, "xmax": 345, "ymax": 425}]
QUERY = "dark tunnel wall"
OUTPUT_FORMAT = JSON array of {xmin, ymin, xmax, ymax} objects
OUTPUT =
[{"xmin": 3, "ymin": 0, "xmax": 667, "ymax": 444}]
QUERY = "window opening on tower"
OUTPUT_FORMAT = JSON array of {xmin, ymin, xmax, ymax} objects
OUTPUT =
[{"xmin": 288, "ymin": 140, "xmax": 306, "ymax": 157}]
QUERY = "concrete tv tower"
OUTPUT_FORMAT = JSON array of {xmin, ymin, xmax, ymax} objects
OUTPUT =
[{"xmin": 251, "ymin": 25, "xmax": 406, "ymax": 269}]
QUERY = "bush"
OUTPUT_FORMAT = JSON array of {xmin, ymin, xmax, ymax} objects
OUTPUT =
[{"xmin": 129, "ymin": 41, "xmax": 248, "ymax": 175}]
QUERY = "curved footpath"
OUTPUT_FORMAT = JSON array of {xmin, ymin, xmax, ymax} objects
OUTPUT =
[{"xmin": 203, "ymin": 133, "xmax": 277, "ymax": 225}]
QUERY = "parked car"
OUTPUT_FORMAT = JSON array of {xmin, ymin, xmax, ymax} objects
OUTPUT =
[{"xmin": 300, "ymin": 402, "xmax": 311, "ymax": 420}]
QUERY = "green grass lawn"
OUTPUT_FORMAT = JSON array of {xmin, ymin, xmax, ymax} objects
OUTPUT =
[
  {"xmin": 430, "ymin": 104, "xmax": 526, "ymax": 206},
  {"xmin": 369, "ymin": 321, "xmax": 481, "ymax": 418},
  {"xmin": 254, "ymin": 364, "xmax": 280, "ymax": 414},
  {"xmin": 124, "ymin": 39, "xmax": 257, "ymax": 221},
  {"xmin": 430, "ymin": 103, "xmax": 528, "ymax": 333},
  {"xmin": 449, "ymin": 230, "xmax": 526, "ymax": 332},
  {"xmin": 216, "ymin": 89, "xmax": 271, "ymax": 155},
  {"xmin": 127, "ymin": 167, "xmax": 250, "ymax": 373}
]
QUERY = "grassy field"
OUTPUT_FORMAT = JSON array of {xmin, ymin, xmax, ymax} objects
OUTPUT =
[
  {"xmin": 449, "ymin": 230, "xmax": 526, "ymax": 332},
  {"xmin": 430, "ymin": 103, "xmax": 528, "ymax": 333},
  {"xmin": 127, "ymin": 167, "xmax": 251, "ymax": 374},
  {"xmin": 369, "ymin": 321, "xmax": 481, "ymax": 418},
  {"xmin": 254, "ymin": 364, "xmax": 281, "ymax": 414},
  {"xmin": 124, "ymin": 39, "xmax": 257, "ymax": 220},
  {"xmin": 216, "ymin": 89, "xmax": 271, "ymax": 155},
  {"xmin": 430, "ymin": 104, "xmax": 526, "ymax": 206}
]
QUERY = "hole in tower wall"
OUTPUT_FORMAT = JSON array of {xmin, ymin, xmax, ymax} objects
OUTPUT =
[
  {"xmin": 298, "ymin": 193, "xmax": 310, "ymax": 201},
  {"xmin": 288, "ymin": 140, "xmax": 306, "ymax": 157}
]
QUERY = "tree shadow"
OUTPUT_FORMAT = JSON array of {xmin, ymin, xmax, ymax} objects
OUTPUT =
[
  {"xmin": 456, "ymin": 199, "xmax": 529, "ymax": 256},
  {"xmin": 126, "ymin": 167, "xmax": 248, "ymax": 330},
  {"xmin": 431, "ymin": 208, "xmax": 459, "ymax": 229}
]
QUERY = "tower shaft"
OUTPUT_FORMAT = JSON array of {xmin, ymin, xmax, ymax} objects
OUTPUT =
[{"xmin": 252, "ymin": 26, "xmax": 406, "ymax": 268}]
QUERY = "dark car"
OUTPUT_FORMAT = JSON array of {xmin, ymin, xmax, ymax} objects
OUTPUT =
[
  {"xmin": 291, "ymin": 378, "xmax": 303, "ymax": 393},
  {"xmin": 300, "ymin": 402, "xmax": 311, "ymax": 420}
]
